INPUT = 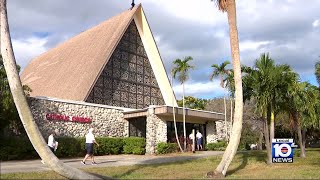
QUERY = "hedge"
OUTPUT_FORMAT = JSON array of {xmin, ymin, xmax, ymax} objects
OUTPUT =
[
  {"xmin": 205, "ymin": 140, "xmax": 227, "ymax": 151},
  {"xmin": 0, "ymin": 136, "xmax": 146, "ymax": 161},
  {"xmin": 156, "ymin": 142, "xmax": 177, "ymax": 154}
]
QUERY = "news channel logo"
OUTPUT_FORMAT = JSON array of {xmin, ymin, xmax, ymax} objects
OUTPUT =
[{"xmin": 272, "ymin": 139, "xmax": 297, "ymax": 163}]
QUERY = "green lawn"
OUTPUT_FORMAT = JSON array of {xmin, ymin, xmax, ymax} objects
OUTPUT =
[{"xmin": 2, "ymin": 149, "xmax": 320, "ymax": 179}]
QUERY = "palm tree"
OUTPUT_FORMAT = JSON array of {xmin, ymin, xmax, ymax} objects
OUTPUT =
[
  {"xmin": 170, "ymin": 71, "xmax": 183, "ymax": 153},
  {"xmin": 316, "ymin": 61, "xmax": 320, "ymax": 87},
  {"xmin": 208, "ymin": 0, "xmax": 244, "ymax": 177},
  {"xmin": 210, "ymin": 60, "xmax": 230, "ymax": 140},
  {"xmin": 1, "ymin": 1, "xmax": 103, "ymax": 179},
  {"xmin": 286, "ymin": 82, "xmax": 319, "ymax": 158},
  {"xmin": 242, "ymin": 53, "xmax": 295, "ymax": 164},
  {"xmin": 172, "ymin": 56, "xmax": 194, "ymax": 151}
]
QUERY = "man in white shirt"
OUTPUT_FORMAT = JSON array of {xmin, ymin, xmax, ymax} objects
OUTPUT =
[
  {"xmin": 196, "ymin": 130, "xmax": 203, "ymax": 151},
  {"xmin": 41, "ymin": 131, "xmax": 58, "ymax": 164},
  {"xmin": 47, "ymin": 131, "xmax": 58, "ymax": 152},
  {"xmin": 81, "ymin": 127, "xmax": 99, "ymax": 165}
]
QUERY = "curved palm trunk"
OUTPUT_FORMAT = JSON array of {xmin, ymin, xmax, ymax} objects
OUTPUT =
[
  {"xmin": 230, "ymin": 98, "xmax": 233, "ymax": 137},
  {"xmin": 1, "ymin": 1, "xmax": 103, "ymax": 179},
  {"xmin": 223, "ymin": 95, "xmax": 228, "ymax": 141},
  {"xmin": 182, "ymin": 83, "xmax": 187, "ymax": 151},
  {"xmin": 211, "ymin": 0, "xmax": 243, "ymax": 176},
  {"xmin": 171, "ymin": 74, "xmax": 183, "ymax": 152}
]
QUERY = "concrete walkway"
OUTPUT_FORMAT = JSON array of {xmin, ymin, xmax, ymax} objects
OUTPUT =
[{"xmin": 0, "ymin": 151, "xmax": 223, "ymax": 174}]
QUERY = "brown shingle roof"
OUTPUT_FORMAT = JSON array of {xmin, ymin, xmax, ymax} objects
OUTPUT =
[{"xmin": 21, "ymin": 5, "xmax": 140, "ymax": 101}]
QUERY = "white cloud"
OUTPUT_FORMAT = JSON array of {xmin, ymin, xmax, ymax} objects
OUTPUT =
[
  {"xmin": 172, "ymin": 80, "xmax": 225, "ymax": 99},
  {"xmin": 12, "ymin": 37, "xmax": 48, "ymax": 70},
  {"xmin": 312, "ymin": 19, "xmax": 319, "ymax": 27},
  {"xmin": 240, "ymin": 40, "xmax": 273, "ymax": 51},
  {"xmin": 147, "ymin": 0, "xmax": 226, "ymax": 25}
]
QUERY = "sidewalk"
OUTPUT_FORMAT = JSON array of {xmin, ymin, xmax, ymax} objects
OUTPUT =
[{"xmin": 0, "ymin": 151, "xmax": 223, "ymax": 174}]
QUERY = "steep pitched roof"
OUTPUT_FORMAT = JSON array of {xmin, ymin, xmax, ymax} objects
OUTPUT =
[
  {"xmin": 21, "ymin": 5, "xmax": 139, "ymax": 101},
  {"xmin": 21, "ymin": 4, "xmax": 177, "ymax": 107}
]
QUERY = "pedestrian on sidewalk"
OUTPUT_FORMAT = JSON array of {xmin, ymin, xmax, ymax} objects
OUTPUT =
[
  {"xmin": 41, "ymin": 131, "xmax": 58, "ymax": 164},
  {"xmin": 196, "ymin": 130, "xmax": 203, "ymax": 151},
  {"xmin": 81, "ymin": 127, "xmax": 99, "ymax": 165}
]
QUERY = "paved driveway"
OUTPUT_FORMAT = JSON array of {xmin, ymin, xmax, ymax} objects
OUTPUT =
[{"xmin": 0, "ymin": 151, "xmax": 223, "ymax": 174}]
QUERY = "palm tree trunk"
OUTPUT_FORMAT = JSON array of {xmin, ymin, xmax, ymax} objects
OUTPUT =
[
  {"xmin": 270, "ymin": 112, "xmax": 275, "ymax": 142},
  {"xmin": 171, "ymin": 74, "xmax": 183, "ymax": 152},
  {"xmin": 182, "ymin": 83, "xmax": 186, "ymax": 151},
  {"xmin": 211, "ymin": 0, "xmax": 243, "ymax": 177},
  {"xmin": 296, "ymin": 122, "xmax": 306, "ymax": 158},
  {"xmin": 264, "ymin": 117, "xmax": 272, "ymax": 164},
  {"xmin": 230, "ymin": 98, "xmax": 233, "ymax": 137},
  {"xmin": 258, "ymin": 131, "xmax": 263, "ymax": 150},
  {"xmin": 1, "ymin": 1, "xmax": 102, "ymax": 179},
  {"xmin": 223, "ymin": 95, "xmax": 228, "ymax": 141}
]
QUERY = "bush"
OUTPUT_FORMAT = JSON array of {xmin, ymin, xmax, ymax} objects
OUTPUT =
[
  {"xmin": 123, "ymin": 137, "xmax": 146, "ymax": 155},
  {"xmin": 0, "ymin": 137, "xmax": 38, "ymax": 161},
  {"xmin": 95, "ymin": 137, "xmax": 124, "ymax": 155},
  {"xmin": 1, "ymin": 136, "xmax": 146, "ymax": 161},
  {"xmin": 156, "ymin": 142, "xmax": 177, "ymax": 154},
  {"xmin": 206, "ymin": 140, "xmax": 227, "ymax": 151}
]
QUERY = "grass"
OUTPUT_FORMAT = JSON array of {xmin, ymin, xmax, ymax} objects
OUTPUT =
[{"xmin": 1, "ymin": 149, "xmax": 320, "ymax": 179}]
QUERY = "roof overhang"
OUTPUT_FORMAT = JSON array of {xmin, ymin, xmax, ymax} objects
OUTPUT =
[{"xmin": 124, "ymin": 106, "xmax": 224, "ymax": 124}]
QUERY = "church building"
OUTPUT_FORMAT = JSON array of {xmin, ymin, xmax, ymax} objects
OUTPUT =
[{"xmin": 21, "ymin": 4, "xmax": 226, "ymax": 154}]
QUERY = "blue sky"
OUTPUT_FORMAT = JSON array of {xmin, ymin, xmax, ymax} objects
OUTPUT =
[{"xmin": 8, "ymin": 0, "xmax": 320, "ymax": 100}]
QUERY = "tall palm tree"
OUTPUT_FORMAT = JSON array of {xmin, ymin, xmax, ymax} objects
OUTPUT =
[
  {"xmin": 170, "ymin": 71, "xmax": 183, "ymax": 153},
  {"xmin": 208, "ymin": 0, "xmax": 244, "ymax": 177},
  {"xmin": 172, "ymin": 56, "xmax": 194, "ymax": 151},
  {"xmin": 211, "ymin": 60, "xmax": 230, "ymax": 140},
  {"xmin": 1, "ymin": 1, "xmax": 103, "ymax": 179},
  {"xmin": 242, "ymin": 53, "xmax": 295, "ymax": 164},
  {"xmin": 286, "ymin": 82, "xmax": 319, "ymax": 158},
  {"xmin": 316, "ymin": 61, "xmax": 320, "ymax": 87}
]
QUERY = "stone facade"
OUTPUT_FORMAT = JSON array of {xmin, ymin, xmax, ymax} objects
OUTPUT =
[
  {"xmin": 28, "ymin": 97, "xmax": 227, "ymax": 154},
  {"xmin": 206, "ymin": 120, "xmax": 231, "ymax": 143},
  {"xmin": 145, "ymin": 107, "xmax": 167, "ymax": 154},
  {"xmin": 29, "ymin": 97, "xmax": 127, "ymax": 138}
]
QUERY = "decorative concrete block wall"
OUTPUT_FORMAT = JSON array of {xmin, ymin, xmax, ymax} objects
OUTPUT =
[
  {"xmin": 145, "ymin": 107, "xmax": 167, "ymax": 154},
  {"xmin": 28, "ymin": 97, "xmax": 127, "ymax": 138}
]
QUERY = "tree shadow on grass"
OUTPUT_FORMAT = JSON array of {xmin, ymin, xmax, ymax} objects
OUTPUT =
[
  {"xmin": 112, "ymin": 155, "xmax": 201, "ymax": 179},
  {"xmin": 226, "ymin": 151, "xmax": 267, "ymax": 176}
]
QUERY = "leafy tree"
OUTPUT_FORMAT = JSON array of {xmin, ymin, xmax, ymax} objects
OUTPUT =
[
  {"xmin": 177, "ymin": 96, "xmax": 207, "ymax": 110},
  {"xmin": 172, "ymin": 56, "xmax": 194, "ymax": 151},
  {"xmin": 315, "ymin": 61, "xmax": 320, "ymax": 86},
  {"xmin": 0, "ymin": 55, "xmax": 31, "ymax": 136},
  {"xmin": 208, "ymin": 0, "xmax": 244, "ymax": 177}
]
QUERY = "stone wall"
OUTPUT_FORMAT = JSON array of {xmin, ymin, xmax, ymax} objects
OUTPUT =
[
  {"xmin": 29, "ymin": 97, "xmax": 127, "ymax": 138},
  {"xmin": 145, "ymin": 107, "xmax": 167, "ymax": 154},
  {"xmin": 206, "ymin": 120, "xmax": 231, "ymax": 143}
]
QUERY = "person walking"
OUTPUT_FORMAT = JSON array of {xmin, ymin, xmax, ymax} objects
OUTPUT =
[
  {"xmin": 41, "ymin": 131, "xmax": 58, "ymax": 164},
  {"xmin": 81, "ymin": 127, "xmax": 99, "ymax": 165},
  {"xmin": 196, "ymin": 130, "xmax": 203, "ymax": 151}
]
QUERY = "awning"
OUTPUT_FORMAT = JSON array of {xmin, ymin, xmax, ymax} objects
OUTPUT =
[{"xmin": 124, "ymin": 106, "xmax": 224, "ymax": 124}]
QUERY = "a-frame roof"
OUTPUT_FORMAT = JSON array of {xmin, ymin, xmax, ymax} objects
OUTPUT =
[{"xmin": 21, "ymin": 4, "xmax": 177, "ymax": 106}]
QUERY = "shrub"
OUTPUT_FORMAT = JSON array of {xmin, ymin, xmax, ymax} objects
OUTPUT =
[
  {"xmin": 1, "ymin": 136, "xmax": 146, "ymax": 161},
  {"xmin": 206, "ymin": 140, "xmax": 227, "ymax": 151},
  {"xmin": 95, "ymin": 137, "xmax": 124, "ymax": 155},
  {"xmin": 123, "ymin": 137, "xmax": 146, "ymax": 155},
  {"xmin": 156, "ymin": 142, "xmax": 177, "ymax": 154}
]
